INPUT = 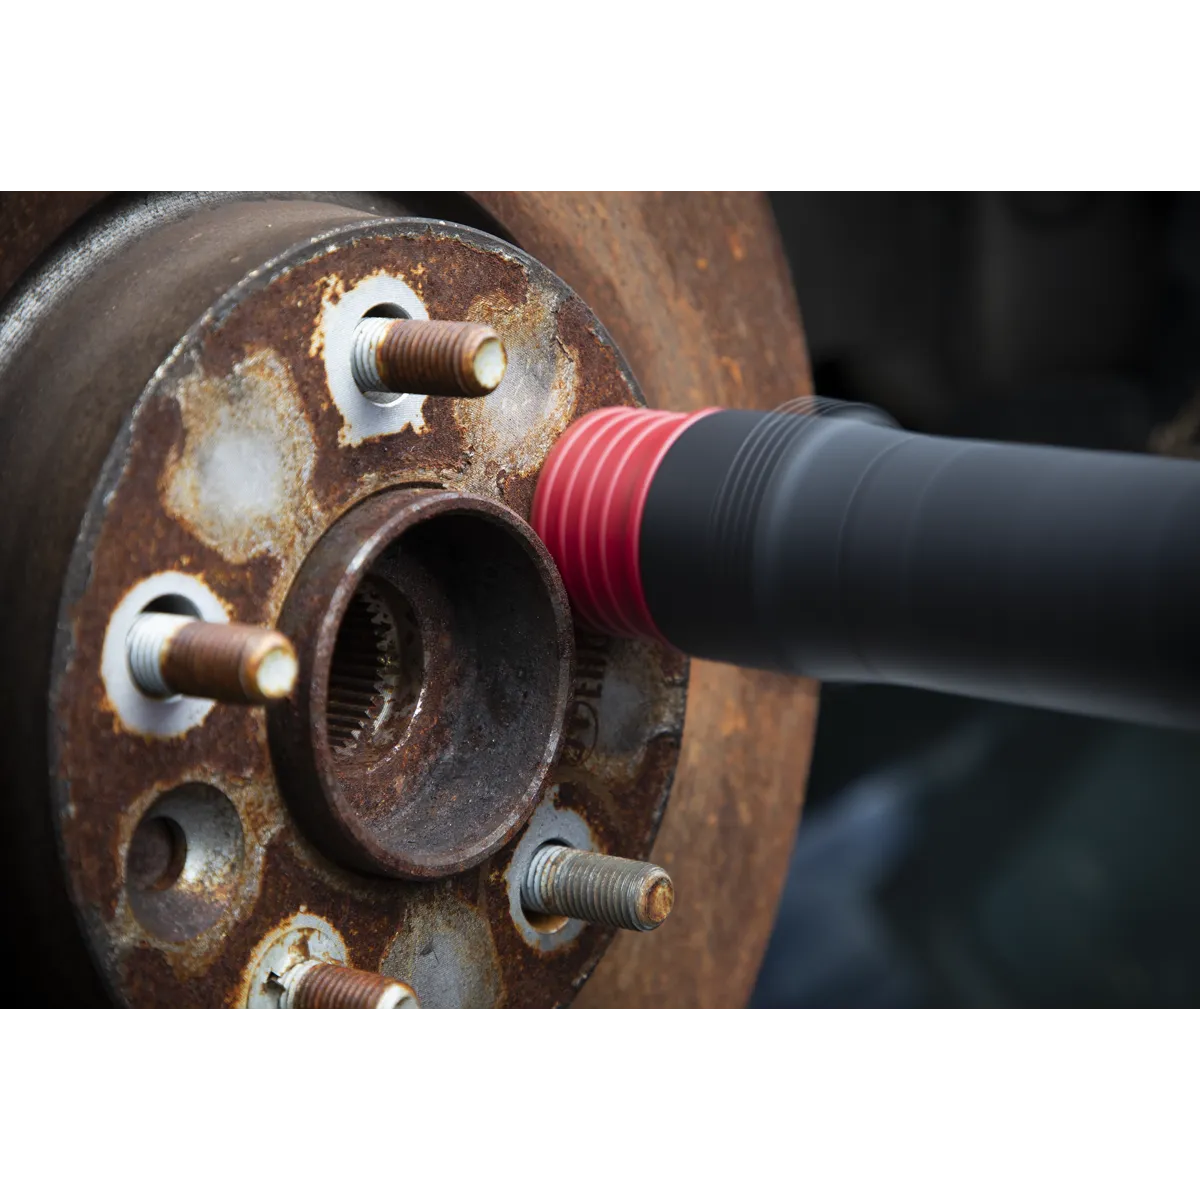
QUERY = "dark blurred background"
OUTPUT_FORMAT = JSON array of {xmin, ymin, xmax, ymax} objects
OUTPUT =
[{"xmin": 752, "ymin": 193, "xmax": 1200, "ymax": 1007}]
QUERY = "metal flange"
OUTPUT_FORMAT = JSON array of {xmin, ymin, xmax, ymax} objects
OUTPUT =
[{"xmin": 0, "ymin": 197, "xmax": 688, "ymax": 1007}]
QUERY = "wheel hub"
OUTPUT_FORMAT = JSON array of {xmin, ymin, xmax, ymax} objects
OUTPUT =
[{"xmin": 0, "ymin": 197, "xmax": 688, "ymax": 1006}]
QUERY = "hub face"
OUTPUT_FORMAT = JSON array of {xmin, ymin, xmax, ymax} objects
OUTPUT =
[
  {"xmin": 269, "ymin": 487, "xmax": 575, "ymax": 880},
  {"xmin": 11, "ymin": 199, "xmax": 689, "ymax": 1006}
]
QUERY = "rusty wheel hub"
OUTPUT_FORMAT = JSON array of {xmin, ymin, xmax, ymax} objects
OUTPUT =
[
  {"xmin": 0, "ymin": 195, "xmax": 688, "ymax": 1007},
  {"xmin": 270, "ymin": 487, "xmax": 574, "ymax": 880}
]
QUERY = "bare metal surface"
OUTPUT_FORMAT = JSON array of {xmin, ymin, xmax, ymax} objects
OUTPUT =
[
  {"xmin": 241, "ymin": 911, "xmax": 347, "ymax": 1009},
  {"xmin": 352, "ymin": 318, "xmax": 506, "ymax": 397},
  {"xmin": 522, "ymin": 845, "xmax": 674, "ymax": 931},
  {"xmin": 126, "ymin": 613, "xmax": 193, "ymax": 697},
  {"xmin": 0, "ymin": 195, "xmax": 687, "ymax": 1007}
]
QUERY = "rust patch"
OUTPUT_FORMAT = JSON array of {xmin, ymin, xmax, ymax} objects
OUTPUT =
[
  {"xmin": 307, "ymin": 274, "xmax": 348, "ymax": 359},
  {"xmin": 269, "ymin": 489, "xmax": 575, "ymax": 881},
  {"xmin": 644, "ymin": 874, "xmax": 675, "ymax": 926},
  {"xmin": 51, "ymin": 214, "xmax": 683, "ymax": 1008},
  {"xmin": 456, "ymin": 284, "xmax": 579, "ymax": 489}
]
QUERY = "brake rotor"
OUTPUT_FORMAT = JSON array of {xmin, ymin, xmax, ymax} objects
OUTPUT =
[{"xmin": 0, "ymin": 196, "xmax": 687, "ymax": 1006}]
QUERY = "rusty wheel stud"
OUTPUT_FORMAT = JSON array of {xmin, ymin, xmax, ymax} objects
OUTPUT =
[
  {"xmin": 127, "ymin": 613, "xmax": 299, "ymax": 704},
  {"xmin": 278, "ymin": 961, "xmax": 419, "ymax": 1009},
  {"xmin": 351, "ymin": 317, "xmax": 507, "ymax": 398},
  {"xmin": 522, "ymin": 845, "xmax": 675, "ymax": 932}
]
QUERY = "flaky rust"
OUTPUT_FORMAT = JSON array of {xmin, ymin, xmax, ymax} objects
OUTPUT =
[
  {"xmin": 155, "ymin": 621, "xmax": 297, "ymax": 704},
  {"xmin": 455, "ymin": 284, "xmax": 579, "ymax": 494},
  {"xmin": 269, "ymin": 488, "xmax": 575, "ymax": 882},
  {"xmin": 289, "ymin": 963, "xmax": 414, "ymax": 1009},
  {"xmin": 52, "ymin": 214, "xmax": 684, "ymax": 1007},
  {"xmin": 471, "ymin": 192, "xmax": 818, "ymax": 1009},
  {"xmin": 373, "ymin": 319, "xmax": 503, "ymax": 397}
]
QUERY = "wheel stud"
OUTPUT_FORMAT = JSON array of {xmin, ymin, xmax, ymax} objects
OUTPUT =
[
  {"xmin": 522, "ymin": 845, "xmax": 675, "ymax": 932},
  {"xmin": 278, "ymin": 960, "xmax": 420, "ymax": 1017},
  {"xmin": 351, "ymin": 317, "xmax": 506, "ymax": 398},
  {"xmin": 127, "ymin": 613, "xmax": 298, "ymax": 704}
]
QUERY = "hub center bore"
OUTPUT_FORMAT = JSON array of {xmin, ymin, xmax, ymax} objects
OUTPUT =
[{"xmin": 269, "ymin": 487, "xmax": 575, "ymax": 880}]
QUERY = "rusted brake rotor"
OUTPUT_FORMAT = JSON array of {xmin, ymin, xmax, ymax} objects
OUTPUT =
[{"xmin": 0, "ymin": 197, "xmax": 688, "ymax": 1007}]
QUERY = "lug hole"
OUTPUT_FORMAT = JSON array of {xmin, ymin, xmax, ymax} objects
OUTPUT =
[
  {"xmin": 125, "ymin": 784, "xmax": 244, "ymax": 942},
  {"xmin": 361, "ymin": 302, "xmax": 410, "ymax": 321},
  {"xmin": 127, "ymin": 815, "xmax": 187, "ymax": 892},
  {"xmin": 140, "ymin": 593, "xmax": 203, "ymax": 618}
]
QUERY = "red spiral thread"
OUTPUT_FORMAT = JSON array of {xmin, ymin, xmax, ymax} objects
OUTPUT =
[{"xmin": 530, "ymin": 406, "xmax": 719, "ymax": 643}]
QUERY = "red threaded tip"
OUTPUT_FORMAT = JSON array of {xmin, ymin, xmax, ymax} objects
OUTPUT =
[{"xmin": 531, "ymin": 406, "xmax": 719, "ymax": 643}]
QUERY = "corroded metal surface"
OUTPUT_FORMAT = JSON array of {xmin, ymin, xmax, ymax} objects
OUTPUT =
[
  {"xmin": 471, "ymin": 192, "xmax": 819, "ymax": 1007},
  {"xmin": 31, "ymin": 205, "xmax": 687, "ymax": 1006},
  {"xmin": 522, "ymin": 845, "xmax": 674, "ymax": 931},
  {"xmin": 355, "ymin": 317, "xmax": 506, "ymax": 397},
  {"xmin": 128, "ymin": 616, "xmax": 298, "ymax": 703},
  {"xmin": 268, "ymin": 487, "xmax": 574, "ymax": 880},
  {"xmin": 284, "ymin": 962, "xmax": 419, "ymax": 1009}
]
